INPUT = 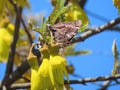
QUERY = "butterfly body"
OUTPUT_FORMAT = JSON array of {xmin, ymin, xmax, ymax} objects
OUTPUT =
[{"xmin": 48, "ymin": 20, "xmax": 82, "ymax": 45}]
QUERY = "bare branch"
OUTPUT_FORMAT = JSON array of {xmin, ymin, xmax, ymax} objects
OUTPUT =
[
  {"xmin": 10, "ymin": 75, "xmax": 120, "ymax": 89},
  {"xmin": 2, "ymin": 0, "xmax": 22, "ymax": 88},
  {"xmin": 71, "ymin": 17, "xmax": 120, "ymax": 44},
  {"xmin": 6, "ymin": 0, "xmax": 22, "ymax": 75},
  {"xmin": 108, "ymin": 26, "xmax": 120, "ymax": 32},
  {"xmin": 88, "ymin": 26, "xmax": 120, "ymax": 32},
  {"xmin": 98, "ymin": 80, "xmax": 111, "ymax": 90},
  {"xmin": 65, "ymin": 74, "xmax": 120, "ymax": 84}
]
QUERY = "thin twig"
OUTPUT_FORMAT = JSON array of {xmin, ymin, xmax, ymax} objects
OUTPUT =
[
  {"xmin": 21, "ymin": 17, "xmax": 33, "ymax": 44},
  {"xmin": 86, "ymin": 9, "xmax": 110, "ymax": 22},
  {"xmin": 64, "ymin": 74, "xmax": 120, "ymax": 84},
  {"xmin": 88, "ymin": 26, "xmax": 120, "ymax": 32},
  {"xmin": 108, "ymin": 26, "xmax": 120, "ymax": 32},
  {"xmin": 98, "ymin": 80, "xmax": 111, "ymax": 90},
  {"xmin": 21, "ymin": 76, "xmax": 30, "ymax": 82},
  {"xmin": 71, "ymin": 17, "xmax": 120, "ymax": 44}
]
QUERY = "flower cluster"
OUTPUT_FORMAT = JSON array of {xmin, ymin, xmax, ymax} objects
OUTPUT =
[{"xmin": 27, "ymin": 44, "xmax": 69, "ymax": 90}]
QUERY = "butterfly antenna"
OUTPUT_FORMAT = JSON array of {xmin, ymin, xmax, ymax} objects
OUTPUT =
[{"xmin": 47, "ymin": 24, "xmax": 55, "ymax": 44}]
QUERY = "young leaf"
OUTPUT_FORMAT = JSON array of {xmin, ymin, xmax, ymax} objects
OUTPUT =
[
  {"xmin": 111, "ymin": 40, "xmax": 120, "ymax": 75},
  {"xmin": 49, "ymin": 0, "xmax": 70, "ymax": 24}
]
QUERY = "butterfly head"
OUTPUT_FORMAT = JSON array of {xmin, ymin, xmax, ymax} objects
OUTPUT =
[{"xmin": 74, "ymin": 20, "xmax": 82, "ymax": 28}]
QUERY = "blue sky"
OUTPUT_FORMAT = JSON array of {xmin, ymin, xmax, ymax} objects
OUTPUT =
[{"xmin": 0, "ymin": 0, "xmax": 120, "ymax": 90}]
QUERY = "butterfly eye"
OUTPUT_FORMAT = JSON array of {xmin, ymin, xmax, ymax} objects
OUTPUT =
[{"xmin": 47, "ymin": 23, "xmax": 55, "ymax": 31}]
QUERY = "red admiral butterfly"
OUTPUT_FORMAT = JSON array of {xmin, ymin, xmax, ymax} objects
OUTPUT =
[{"xmin": 47, "ymin": 20, "xmax": 82, "ymax": 45}]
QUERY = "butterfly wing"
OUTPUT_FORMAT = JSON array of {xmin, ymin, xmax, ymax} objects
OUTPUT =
[{"xmin": 49, "ymin": 20, "xmax": 82, "ymax": 44}]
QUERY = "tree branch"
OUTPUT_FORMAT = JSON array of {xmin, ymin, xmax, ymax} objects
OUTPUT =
[
  {"xmin": 2, "ymin": 0, "xmax": 22, "ymax": 88},
  {"xmin": 71, "ymin": 17, "xmax": 120, "ymax": 44},
  {"xmin": 88, "ymin": 26, "xmax": 120, "ymax": 32},
  {"xmin": 10, "ymin": 74, "xmax": 120, "ymax": 89},
  {"xmin": 2, "ymin": 60, "xmax": 30, "ymax": 88},
  {"xmin": 65, "ymin": 75, "xmax": 120, "ymax": 84},
  {"xmin": 108, "ymin": 26, "xmax": 120, "ymax": 32}
]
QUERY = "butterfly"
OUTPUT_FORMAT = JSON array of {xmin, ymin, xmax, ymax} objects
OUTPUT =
[{"xmin": 47, "ymin": 20, "xmax": 82, "ymax": 45}]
